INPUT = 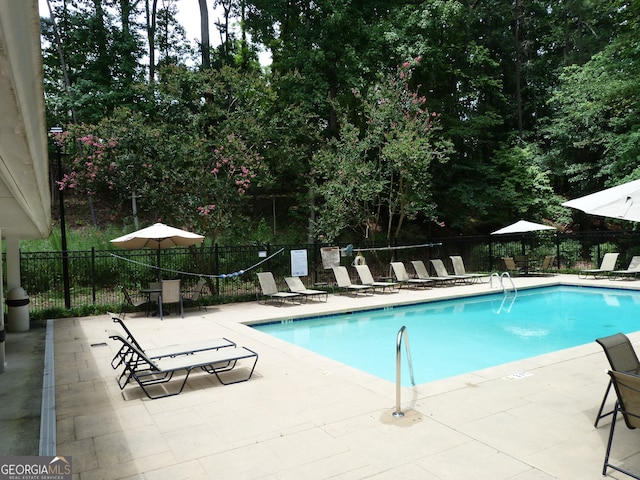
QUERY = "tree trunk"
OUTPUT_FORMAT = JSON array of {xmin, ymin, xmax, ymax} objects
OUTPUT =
[{"xmin": 198, "ymin": 0, "xmax": 211, "ymax": 68}]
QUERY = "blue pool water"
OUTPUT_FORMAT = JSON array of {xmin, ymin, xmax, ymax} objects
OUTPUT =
[{"xmin": 253, "ymin": 286, "xmax": 640, "ymax": 385}]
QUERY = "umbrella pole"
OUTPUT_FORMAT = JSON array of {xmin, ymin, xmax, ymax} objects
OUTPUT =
[{"xmin": 157, "ymin": 248, "xmax": 161, "ymax": 282}]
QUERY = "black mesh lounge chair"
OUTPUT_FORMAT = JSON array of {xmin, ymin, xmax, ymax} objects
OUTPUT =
[
  {"xmin": 354, "ymin": 264, "xmax": 399, "ymax": 293},
  {"xmin": 331, "ymin": 266, "xmax": 374, "ymax": 296},
  {"xmin": 594, "ymin": 333, "xmax": 640, "ymax": 427},
  {"xmin": 108, "ymin": 314, "xmax": 236, "ymax": 387},
  {"xmin": 578, "ymin": 252, "xmax": 619, "ymax": 279},
  {"xmin": 257, "ymin": 272, "xmax": 302, "ymax": 305},
  {"xmin": 390, "ymin": 262, "xmax": 433, "ymax": 289},
  {"xmin": 449, "ymin": 256, "xmax": 486, "ymax": 283},
  {"xmin": 284, "ymin": 277, "xmax": 328, "ymax": 302},
  {"xmin": 602, "ymin": 370, "xmax": 640, "ymax": 479},
  {"xmin": 108, "ymin": 331, "xmax": 258, "ymax": 399}
]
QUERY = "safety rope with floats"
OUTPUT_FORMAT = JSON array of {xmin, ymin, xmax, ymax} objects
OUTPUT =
[{"xmin": 109, "ymin": 248, "xmax": 285, "ymax": 280}]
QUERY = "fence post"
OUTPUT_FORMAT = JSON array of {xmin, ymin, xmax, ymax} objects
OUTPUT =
[
  {"xmin": 91, "ymin": 247, "xmax": 96, "ymax": 303},
  {"xmin": 214, "ymin": 244, "xmax": 219, "ymax": 295}
]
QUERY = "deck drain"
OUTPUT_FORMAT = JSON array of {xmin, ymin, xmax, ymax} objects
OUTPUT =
[
  {"xmin": 90, "ymin": 342, "xmax": 108, "ymax": 347},
  {"xmin": 505, "ymin": 372, "xmax": 532, "ymax": 380}
]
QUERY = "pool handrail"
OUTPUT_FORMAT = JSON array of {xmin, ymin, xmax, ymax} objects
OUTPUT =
[{"xmin": 393, "ymin": 326, "xmax": 415, "ymax": 418}]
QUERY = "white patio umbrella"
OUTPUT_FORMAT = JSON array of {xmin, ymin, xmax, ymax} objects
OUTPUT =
[
  {"xmin": 491, "ymin": 220, "xmax": 556, "ymax": 235},
  {"xmin": 491, "ymin": 220, "xmax": 556, "ymax": 257},
  {"xmin": 562, "ymin": 178, "xmax": 640, "ymax": 222},
  {"xmin": 111, "ymin": 223, "xmax": 205, "ymax": 280}
]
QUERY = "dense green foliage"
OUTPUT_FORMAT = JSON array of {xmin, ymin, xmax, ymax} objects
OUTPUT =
[{"xmin": 40, "ymin": 0, "xmax": 640, "ymax": 244}]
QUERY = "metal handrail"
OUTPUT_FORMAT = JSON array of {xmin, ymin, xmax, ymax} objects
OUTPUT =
[
  {"xmin": 489, "ymin": 272, "xmax": 517, "ymax": 293},
  {"xmin": 393, "ymin": 326, "xmax": 415, "ymax": 418},
  {"xmin": 501, "ymin": 272, "xmax": 517, "ymax": 293}
]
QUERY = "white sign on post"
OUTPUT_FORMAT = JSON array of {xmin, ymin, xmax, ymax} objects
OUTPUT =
[{"xmin": 290, "ymin": 249, "xmax": 308, "ymax": 277}]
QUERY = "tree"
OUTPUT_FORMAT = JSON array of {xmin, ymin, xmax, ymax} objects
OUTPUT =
[{"xmin": 312, "ymin": 60, "xmax": 453, "ymax": 242}]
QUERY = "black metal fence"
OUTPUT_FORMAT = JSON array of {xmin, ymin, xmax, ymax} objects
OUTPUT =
[{"xmin": 10, "ymin": 230, "xmax": 640, "ymax": 315}]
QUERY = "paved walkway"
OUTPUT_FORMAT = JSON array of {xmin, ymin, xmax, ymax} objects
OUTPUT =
[{"xmin": 6, "ymin": 274, "xmax": 640, "ymax": 478}]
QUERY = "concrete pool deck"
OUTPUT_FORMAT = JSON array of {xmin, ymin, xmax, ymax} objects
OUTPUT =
[{"xmin": 27, "ymin": 275, "xmax": 640, "ymax": 477}]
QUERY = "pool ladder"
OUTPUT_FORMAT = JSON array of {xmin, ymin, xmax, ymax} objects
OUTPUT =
[
  {"xmin": 490, "ymin": 272, "xmax": 518, "ymax": 313},
  {"xmin": 393, "ymin": 326, "xmax": 415, "ymax": 418},
  {"xmin": 490, "ymin": 271, "xmax": 517, "ymax": 293}
]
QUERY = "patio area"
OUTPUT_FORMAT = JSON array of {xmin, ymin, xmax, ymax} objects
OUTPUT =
[{"xmin": 44, "ymin": 275, "xmax": 640, "ymax": 477}]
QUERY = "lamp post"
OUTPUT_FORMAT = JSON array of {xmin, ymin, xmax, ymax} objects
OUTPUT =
[{"xmin": 50, "ymin": 126, "xmax": 71, "ymax": 309}]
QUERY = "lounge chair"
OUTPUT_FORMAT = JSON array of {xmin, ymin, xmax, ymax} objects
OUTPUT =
[
  {"xmin": 610, "ymin": 256, "xmax": 640, "ymax": 280},
  {"xmin": 159, "ymin": 279, "xmax": 183, "ymax": 319},
  {"xmin": 108, "ymin": 314, "xmax": 236, "ymax": 387},
  {"xmin": 285, "ymin": 276, "xmax": 328, "ymax": 302},
  {"xmin": 602, "ymin": 370, "xmax": 640, "ymax": 479},
  {"xmin": 578, "ymin": 252, "xmax": 619, "ymax": 279},
  {"xmin": 449, "ymin": 256, "xmax": 486, "ymax": 283},
  {"xmin": 108, "ymin": 331, "xmax": 258, "ymax": 399},
  {"xmin": 331, "ymin": 266, "xmax": 374, "ymax": 296},
  {"xmin": 183, "ymin": 279, "xmax": 207, "ymax": 310},
  {"xmin": 257, "ymin": 272, "xmax": 302, "ymax": 305},
  {"xmin": 594, "ymin": 333, "xmax": 640, "ymax": 427},
  {"xmin": 390, "ymin": 262, "xmax": 433, "ymax": 288},
  {"xmin": 354, "ymin": 264, "xmax": 399, "ymax": 293},
  {"xmin": 430, "ymin": 259, "xmax": 467, "ymax": 284},
  {"xmin": 410, "ymin": 260, "xmax": 452, "ymax": 286}
]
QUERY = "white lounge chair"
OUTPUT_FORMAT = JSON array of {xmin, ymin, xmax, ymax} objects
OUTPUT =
[
  {"xmin": 390, "ymin": 262, "xmax": 433, "ymax": 288},
  {"xmin": 285, "ymin": 276, "xmax": 328, "ymax": 302},
  {"xmin": 331, "ymin": 266, "xmax": 374, "ymax": 296},
  {"xmin": 578, "ymin": 252, "xmax": 619, "ymax": 279},
  {"xmin": 354, "ymin": 264, "xmax": 399, "ymax": 293},
  {"xmin": 257, "ymin": 272, "xmax": 302, "ymax": 305},
  {"xmin": 411, "ymin": 260, "xmax": 453, "ymax": 286},
  {"xmin": 610, "ymin": 256, "xmax": 640, "ymax": 280},
  {"xmin": 449, "ymin": 256, "xmax": 486, "ymax": 283}
]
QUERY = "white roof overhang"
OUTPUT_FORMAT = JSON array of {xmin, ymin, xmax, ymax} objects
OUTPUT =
[{"xmin": 0, "ymin": 0, "xmax": 51, "ymax": 239}]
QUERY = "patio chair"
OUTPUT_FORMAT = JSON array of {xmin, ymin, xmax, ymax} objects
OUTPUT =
[
  {"xmin": 538, "ymin": 255, "xmax": 556, "ymax": 274},
  {"xmin": 108, "ymin": 313, "xmax": 236, "ymax": 387},
  {"xmin": 602, "ymin": 370, "xmax": 640, "ymax": 479},
  {"xmin": 611, "ymin": 256, "xmax": 640, "ymax": 280},
  {"xmin": 594, "ymin": 333, "xmax": 640, "ymax": 427},
  {"xmin": 120, "ymin": 286, "xmax": 150, "ymax": 315},
  {"xmin": 160, "ymin": 279, "xmax": 183, "ymax": 319},
  {"xmin": 410, "ymin": 260, "xmax": 452, "ymax": 286},
  {"xmin": 183, "ymin": 279, "xmax": 207, "ymax": 310},
  {"xmin": 430, "ymin": 259, "xmax": 467, "ymax": 285},
  {"xmin": 390, "ymin": 262, "xmax": 433, "ymax": 289},
  {"xmin": 354, "ymin": 264, "xmax": 399, "ymax": 293},
  {"xmin": 108, "ymin": 330, "xmax": 258, "ymax": 399},
  {"xmin": 578, "ymin": 252, "xmax": 619, "ymax": 279},
  {"xmin": 284, "ymin": 276, "xmax": 328, "ymax": 302},
  {"xmin": 502, "ymin": 257, "xmax": 520, "ymax": 275},
  {"xmin": 256, "ymin": 272, "xmax": 302, "ymax": 306},
  {"xmin": 331, "ymin": 266, "xmax": 374, "ymax": 296},
  {"xmin": 449, "ymin": 256, "xmax": 486, "ymax": 283}
]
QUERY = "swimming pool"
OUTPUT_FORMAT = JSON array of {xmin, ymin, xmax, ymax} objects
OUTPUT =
[{"xmin": 253, "ymin": 286, "xmax": 640, "ymax": 385}]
